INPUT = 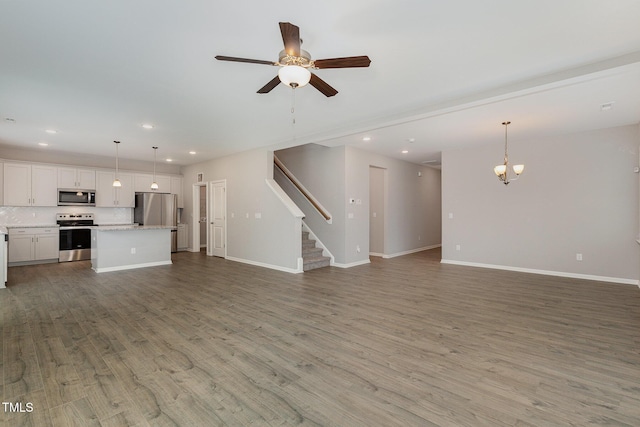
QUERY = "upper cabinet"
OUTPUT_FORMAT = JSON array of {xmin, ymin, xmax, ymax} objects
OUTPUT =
[
  {"xmin": 0, "ymin": 160, "xmax": 182, "ymax": 208},
  {"xmin": 3, "ymin": 163, "xmax": 57, "ymax": 206},
  {"xmin": 95, "ymin": 171, "xmax": 134, "ymax": 207},
  {"xmin": 58, "ymin": 167, "xmax": 96, "ymax": 189},
  {"xmin": 134, "ymin": 173, "xmax": 171, "ymax": 193}
]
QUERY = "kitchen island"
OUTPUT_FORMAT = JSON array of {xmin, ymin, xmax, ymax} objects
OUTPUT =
[{"xmin": 91, "ymin": 225, "xmax": 174, "ymax": 273}]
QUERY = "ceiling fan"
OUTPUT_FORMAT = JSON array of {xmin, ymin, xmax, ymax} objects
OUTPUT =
[{"xmin": 215, "ymin": 22, "xmax": 371, "ymax": 97}]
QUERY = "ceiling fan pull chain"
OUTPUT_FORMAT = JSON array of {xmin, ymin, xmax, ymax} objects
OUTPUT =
[{"xmin": 291, "ymin": 86, "xmax": 296, "ymax": 125}]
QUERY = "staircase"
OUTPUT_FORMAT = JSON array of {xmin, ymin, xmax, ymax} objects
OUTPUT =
[{"xmin": 302, "ymin": 231, "xmax": 331, "ymax": 271}]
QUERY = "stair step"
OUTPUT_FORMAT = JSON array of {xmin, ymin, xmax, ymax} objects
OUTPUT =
[
  {"xmin": 303, "ymin": 256, "xmax": 331, "ymax": 271},
  {"xmin": 303, "ymin": 247, "xmax": 323, "ymax": 257},
  {"xmin": 302, "ymin": 239, "xmax": 316, "ymax": 249},
  {"xmin": 301, "ymin": 230, "xmax": 330, "ymax": 271}
]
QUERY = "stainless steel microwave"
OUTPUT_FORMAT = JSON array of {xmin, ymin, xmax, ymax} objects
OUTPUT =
[{"xmin": 57, "ymin": 189, "xmax": 96, "ymax": 206}]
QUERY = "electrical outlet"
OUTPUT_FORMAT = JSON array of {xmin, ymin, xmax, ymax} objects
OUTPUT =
[
  {"xmin": 576, "ymin": 253, "xmax": 583, "ymax": 261},
  {"xmin": 131, "ymin": 248, "xmax": 136, "ymax": 254},
  {"xmin": 456, "ymin": 244, "xmax": 461, "ymax": 251},
  {"xmin": 356, "ymin": 245, "xmax": 361, "ymax": 253}
]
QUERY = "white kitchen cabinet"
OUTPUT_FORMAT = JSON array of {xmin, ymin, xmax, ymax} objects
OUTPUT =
[
  {"xmin": 3, "ymin": 163, "xmax": 57, "ymax": 206},
  {"xmin": 171, "ymin": 176, "xmax": 183, "ymax": 208},
  {"xmin": 134, "ymin": 173, "xmax": 171, "ymax": 193},
  {"xmin": 58, "ymin": 167, "xmax": 96, "ymax": 189},
  {"xmin": 96, "ymin": 171, "xmax": 134, "ymax": 207},
  {"xmin": 8, "ymin": 227, "xmax": 59, "ymax": 264}
]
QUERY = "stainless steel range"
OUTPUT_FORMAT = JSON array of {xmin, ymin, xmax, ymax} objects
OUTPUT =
[{"xmin": 57, "ymin": 213, "xmax": 94, "ymax": 262}]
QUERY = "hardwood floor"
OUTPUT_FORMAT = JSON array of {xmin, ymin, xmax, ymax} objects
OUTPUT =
[{"xmin": 2, "ymin": 249, "xmax": 640, "ymax": 426}]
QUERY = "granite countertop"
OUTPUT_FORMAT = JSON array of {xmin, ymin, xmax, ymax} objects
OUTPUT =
[
  {"xmin": 95, "ymin": 225, "xmax": 177, "ymax": 231},
  {"xmin": 3, "ymin": 224, "xmax": 59, "ymax": 229}
]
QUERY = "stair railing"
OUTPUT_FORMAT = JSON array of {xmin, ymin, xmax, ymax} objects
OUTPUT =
[{"xmin": 274, "ymin": 155, "xmax": 332, "ymax": 222}]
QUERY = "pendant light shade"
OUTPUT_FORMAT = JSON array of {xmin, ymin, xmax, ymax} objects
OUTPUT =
[
  {"xmin": 113, "ymin": 140, "xmax": 122, "ymax": 187},
  {"xmin": 151, "ymin": 146, "xmax": 159, "ymax": 190}
]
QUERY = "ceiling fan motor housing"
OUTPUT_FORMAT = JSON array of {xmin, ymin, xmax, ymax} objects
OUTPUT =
[{"xmin": 278, "ymin": 49, "xmax": 312, "ymax": 67}]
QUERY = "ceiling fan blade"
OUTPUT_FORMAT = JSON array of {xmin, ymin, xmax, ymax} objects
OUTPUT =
[
  {"xmin": 215, "ymin": 55, "xmax": 276, "ymax": 66},
  {"xmin": 257, "ymin": 76, "xmax": 281, "ymax": 94},
  {"xmin": 279, "ymin": 22, "xmax": 301, "ymax": 57},
  {"xmin": 313, "ymin": 56, "xmax": 371, "ymax": 69},
  {"xmin": 309, "ymin": 73, "xmax": 338, "ymax": 97}
]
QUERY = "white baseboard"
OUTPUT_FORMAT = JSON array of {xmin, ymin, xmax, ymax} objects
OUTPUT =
[
  {"xmin": 371, "ymin": 244, "xmax": 441, "ymax": 259},
  {"xmin": 92, "ymin": 260, "xmax": 172, "ymax": 273},
  {"xmin": 332, "ymin": 259, "xmax": 371, "ymax": 268},
  {"xmin": 225, "ymin": 256, "xmax": 303, "ymax": 274},
  {"xmin": 440, "ymin": 259, "xmax": 640, "ymax": 286}
]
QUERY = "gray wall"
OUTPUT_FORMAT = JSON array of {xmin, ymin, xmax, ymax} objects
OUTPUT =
[
  {"xmin": 276, "ymin": 144, "xmax": 442, "ymax": 265},
  {"xmin": 181, "ymin": 148, "xmax": 302, "ymax": 271},
  {"xmin": 442, "ymin": 124, "xmax": 640, "ymax": 283},
  {"xmin": 346, "ymin": 146, "xmax": 442, "ymax": 263},
  {"xmin": 369, "ymin": 166, "xmax": 385, "ymax": 254},
  {"xmin": 275, "ymin": 144, "xmax": 347, "ymax": 262}
]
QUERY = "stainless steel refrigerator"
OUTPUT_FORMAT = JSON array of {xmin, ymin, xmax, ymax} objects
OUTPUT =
[{"xmin": 134, "ymin": 192, "xmax": 178, "ymax": 252}]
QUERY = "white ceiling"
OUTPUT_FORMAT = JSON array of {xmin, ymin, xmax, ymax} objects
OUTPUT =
[{"xmin": 1, "ymin": 0, "xmax": 640, "ymax": 167}]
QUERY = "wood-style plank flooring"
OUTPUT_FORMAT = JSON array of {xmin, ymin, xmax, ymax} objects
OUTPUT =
[{"xmin": 2, "ymin": 249, "xmax": 640, "ymax": 426}]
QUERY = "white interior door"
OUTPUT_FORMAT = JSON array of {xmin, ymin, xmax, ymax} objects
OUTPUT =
[{"xmin": 208, "ymin": 180, "xmax": 226, "ymax": 257}]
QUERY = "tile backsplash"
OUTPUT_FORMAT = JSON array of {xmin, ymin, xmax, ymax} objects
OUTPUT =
[{"xmin": 0, "ymin": 206, "xmax": 133, "ymax": 226}]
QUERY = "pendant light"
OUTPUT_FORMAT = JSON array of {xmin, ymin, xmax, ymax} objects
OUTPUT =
[
  {"xmin": 112, "ymin": 140, "xmax": 122, "ymax": 187},
  {"xmin": 151, "ymin": 146, "xmax": 159, "ymax": 190},
  {"xmin": 493, "ymin": 121, "xmax": 524, "ymax": 185}
]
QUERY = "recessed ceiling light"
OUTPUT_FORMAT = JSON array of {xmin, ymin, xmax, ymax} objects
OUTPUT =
[
  {"xmin": 407, "ymin": 138, "xmax": 415, "ymax": 143},
  {"xmin": 166, "ymin": 158, "xmax": 173, "ymax": 162},
  {"xmin": 362, "ymin": 136, "xmax": 371, "ymax": 141},
  {"xmin": 189, "ymin": 151, "xmax": 196, "ymax": 155},
  {"xmin": 401, "ymin": 150, "xmax": 409, "ymax": 154},
  {"xmin": 38, "ymin": 142, "xmax": 49, "ymax": 147},
  {"xmin": 142, "ymin": 124, "xmax": 154, "ymax": 129},
  {"xmin": 45, "ymin": 129, "xmax": 57, "ymax": 134}
]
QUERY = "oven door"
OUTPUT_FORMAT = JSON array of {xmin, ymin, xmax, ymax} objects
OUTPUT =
[{"xmin": 59, "ymin": 228, "xmax": 92, "ymax": 262}]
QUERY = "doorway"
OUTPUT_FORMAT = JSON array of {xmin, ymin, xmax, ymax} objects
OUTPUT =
[
  {"xmin": 208, "ymin": 180, "xmax": 227, "ymax": 258},
  {"xmin": 369, "ymin": 166, "xmax": 386, "ymax": 256},
  {"xmin": 191, "ymin": 182, "xmax": 208, "ymax": 253}
]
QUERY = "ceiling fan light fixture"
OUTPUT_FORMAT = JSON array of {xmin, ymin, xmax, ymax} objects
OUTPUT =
[{"xmin": 278, "ymin": 65, "xmax": 311, "ymax": 88}]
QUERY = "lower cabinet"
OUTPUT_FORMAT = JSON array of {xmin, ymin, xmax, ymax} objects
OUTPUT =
[{"xmin": 8, "ymin": 227, "xmax": 59, "ymax": 265}]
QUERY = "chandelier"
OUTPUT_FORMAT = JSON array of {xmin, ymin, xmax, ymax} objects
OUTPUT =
[{"xmin": 493, "ymin": 121, "xmax": 524, "ymax": 185}]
